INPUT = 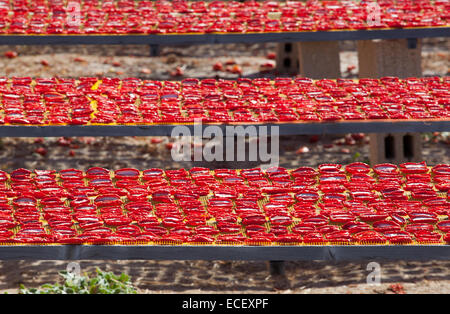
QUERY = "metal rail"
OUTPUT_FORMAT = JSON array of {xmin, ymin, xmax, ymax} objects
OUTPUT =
[
  {"xmin": 0, "ymin": 27, "xmax": 448, "ymax": 45},
  {"xmin": 0, "ymin": 120, "xmax": 449, "ymax": 137},
  {"xmin": 0, "ymin": 245, "xmax": 448, "ymax": 261}
]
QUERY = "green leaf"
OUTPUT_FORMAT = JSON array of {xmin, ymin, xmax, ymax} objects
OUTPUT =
[
  {"xmin": 119, "ymin": 273, "xmax": 129, "ymax": 283},
  {"xmin": 17, "ymin": 267, "xmax": 137, "ymax": 294}
]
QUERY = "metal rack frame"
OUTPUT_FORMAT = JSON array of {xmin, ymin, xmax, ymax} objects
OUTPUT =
[
  {"xmin": 0, "ymin": 26, "xmax": 449, "ymax": 263},
  {"xmin": 1, "ymin": 120, "xmax": 449, "ymax": 137},
  {"xmin": 0, "ymin": 245, "xmax": 448, "ymax": 261},
  {"xmin": 0, "ymin": 27, "xmax": 448, "ymax": 45}
]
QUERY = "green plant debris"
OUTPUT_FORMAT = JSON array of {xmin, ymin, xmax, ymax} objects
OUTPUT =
[{"xmin": 19, "ymin": 268, "xmax": 137, "ymax": 294}]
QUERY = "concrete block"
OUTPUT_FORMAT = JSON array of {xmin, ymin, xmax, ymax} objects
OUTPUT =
[
  {"xmin": 297, "ymin": 41, "xmax": 341, "ymax": 79},
  {"xmin": 276, "ymin": 42, "xmax": 300, "ymax": 74},
  {"xmin": 369, "ymin": 132, "xmax": 422, "ymax": 165},
  {"xmin": 357, "ymin": 39, "xmax": 422, "ymax": 78}
]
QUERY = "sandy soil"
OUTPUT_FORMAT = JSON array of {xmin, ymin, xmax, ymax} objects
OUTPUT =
[
  {"xmin": 0, "ymin": 133, "xmax": 449, "ymax": 171},
  {"xmin": 1, "ymin": 260, "xmax": 449, "ymax": 294},
  {"xmin": 0, "ymin": 38, "xmax": 447, "ymax": 80},
  {"xmin": 0, "ymin": 38, "xmax": 448, "ymax": 294}
]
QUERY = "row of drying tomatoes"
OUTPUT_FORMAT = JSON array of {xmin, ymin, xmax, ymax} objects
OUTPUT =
[
  {"xmin": 0, "ymin": 163, "xmax": 449, "ymax": 245},
  {"xmin": 2, "ymin": 76, "xmax": 448, "ymax": 96},
  {"xmin": 0, "ymin": 76, "xmax": 448, "ymax": 125},
  {"xmin": 0, "ymin": 0, "xmax": 448, "ymax": 34},
  {"xmin": 3, "ymin": 164, "xmax": 449, "ymax": 200}
]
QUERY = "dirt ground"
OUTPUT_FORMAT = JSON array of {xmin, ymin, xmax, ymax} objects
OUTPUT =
[
  {"xmin": 1, "ymin": 260, "xmax": 450, "ymax": 294},
  {"xmin": 0, "ymin": 38, "xmax": 448, "ymax": 294}
]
